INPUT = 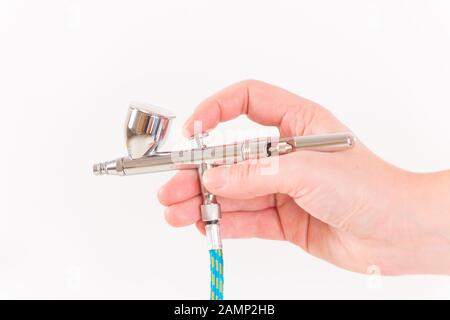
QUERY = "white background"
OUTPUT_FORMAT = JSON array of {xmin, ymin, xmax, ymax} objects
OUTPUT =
[{"xmin": 1, "ymin": 0, "xmax": 450, "ymax": 299}]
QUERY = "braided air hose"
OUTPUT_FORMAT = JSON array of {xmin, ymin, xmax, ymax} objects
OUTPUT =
[{"xmin": 209, "ymin": 249, "xmax": 224, "ymax": 300}]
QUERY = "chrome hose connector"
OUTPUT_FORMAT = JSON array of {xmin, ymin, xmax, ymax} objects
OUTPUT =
[{"xmin": 193, "ymin": 133, "xmax": 223, "ymax": 250}]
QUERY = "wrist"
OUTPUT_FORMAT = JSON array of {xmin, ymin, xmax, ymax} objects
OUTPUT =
[{"xmin": 406, "ymin": 170, "xmax": 450, "ymax": 274}]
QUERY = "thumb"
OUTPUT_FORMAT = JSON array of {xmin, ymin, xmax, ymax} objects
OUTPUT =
[{"xmin": 202, "ymin": 153, "xmax": 302, "ymax": 199}]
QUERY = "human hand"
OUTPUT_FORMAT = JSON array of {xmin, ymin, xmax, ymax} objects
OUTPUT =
[{"xmin": 158, "ymin": 80, "xmax": 450, "ymax": 275}]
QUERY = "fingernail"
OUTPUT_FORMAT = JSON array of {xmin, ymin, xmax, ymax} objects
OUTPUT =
[{"xmin": 203, "ymin": 167, "xmax": 227, "ymax": 189}]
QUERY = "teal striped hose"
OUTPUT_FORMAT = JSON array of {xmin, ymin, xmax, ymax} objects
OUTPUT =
[{"xmin": 209, "ymin": 249, "xmax": 224, "ymax": 300}]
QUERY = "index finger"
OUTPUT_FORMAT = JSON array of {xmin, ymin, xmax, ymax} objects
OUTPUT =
[{"xmin": 183, "ymin": 79, "xmax": 316, "ymax": 137}]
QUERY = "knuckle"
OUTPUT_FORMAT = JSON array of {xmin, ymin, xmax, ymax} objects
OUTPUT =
[
  {"xmin": 240, "ymin": 78, "xmax": 261, "ymax": 88},
  {"xmin": 230, "ymin": 161, "xmax": 259, "ymax": 184}
]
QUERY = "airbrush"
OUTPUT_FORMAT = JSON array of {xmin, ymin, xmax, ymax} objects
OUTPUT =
[{"xmin": 93, "ymin": 102, "xmax": 356, "ymax": 299}]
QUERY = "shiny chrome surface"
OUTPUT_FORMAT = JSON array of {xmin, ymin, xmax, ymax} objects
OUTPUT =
[
  {"xmin": 125, "ymin": 103, "xmax": 175, "ymax": 159},
  {"xmin": 205, "ymin": 223, "xmax": 222, "ymax": 250},
  {"xmin": 195, "ymin": 134, "xmax": 223, "ymax": 250},
  {"xmin": 122, "ymin": 153, "xmax": 197, "ymax": 175},
  {"xmin": 201, "ymin": 203, "xmax": 221, "ymax": 222},
  {"xmin": 93, "ymin": 104, "xmax": 356, "ymax": 253},
  {"xmin": 93, "ymin": 159, "xmax": 123, "ymax": 176},
  {"xmin": 281, "ymin": 132, "xmax": 355, "ymax": 152},
  {"xmin": 93, "ymin": 133, "xmax": 355, "ymax": 176}
]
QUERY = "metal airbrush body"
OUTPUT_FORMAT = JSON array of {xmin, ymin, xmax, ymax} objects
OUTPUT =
[{"xmin": 93, "ymin": 103, "xmax": 356, "ymax": 249}]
